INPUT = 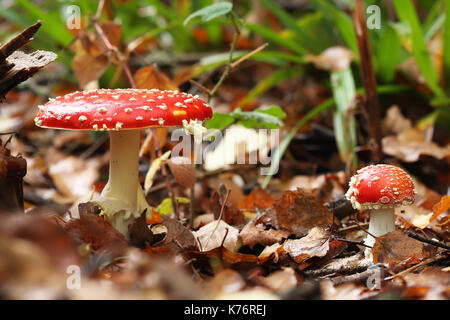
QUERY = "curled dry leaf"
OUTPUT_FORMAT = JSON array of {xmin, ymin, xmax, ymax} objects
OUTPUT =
[
  {"xmin": 283, "ymin": 227, "xmax": 330, "ymax": 264},
  {"xmin": 47, "ymin": 154, "xmax": 102, "ymax": 202},
  {"xmin": 144, "ymin": 150, "xmax": 171, "ymax": 192},
  {"xmin": 305, "ymin": 46, "xmax": 355, "ymax": 72},
  {"xmin": 134, "ymin": 65, "xmax": 178, "ymax": 91},
  {"xmin": 431, "ymin": 195, "xmax": 450, "ymax": 222},
  {"xmin": 193, "ymin": 219, "xmax": 241, "ymax": 252},
  {"xmin": 382, "ymin": 135, "xmax": 450, "ymax": 163},
  {"xmin": 167, "ymin": 156, "xmax": 196, "ymax": 189},
  {"xmin": 372, "ymin": 230, "xmax": 425, "ymax": 265}
]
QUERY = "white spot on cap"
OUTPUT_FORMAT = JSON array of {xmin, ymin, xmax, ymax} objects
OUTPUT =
[
  {"xmin": 136, "ymin": 116, "xmax": 143, "ymax": 120},
  {"xmin": 98, "ymin": 107, "xmax": 107, "ymax": 113},
  {"xmin": 116, "ymin": 122, "xmax": 123, "ymax": 130},
  {"xmin": 79, "ymin": 115, "xmax": 87, "ymax": 122},
  {"xmin": 125, "ymin": 108, "xmax": 133, "ymax": 113}
]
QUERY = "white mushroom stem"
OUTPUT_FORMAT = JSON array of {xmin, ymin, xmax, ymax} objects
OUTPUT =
[
  {"xmin": 94, "ymin": 130, "xmax": 151, "ymax": 236},
  {"xmin": 364, "ymin": 208, "xmax": 395, "ymax": 259}
]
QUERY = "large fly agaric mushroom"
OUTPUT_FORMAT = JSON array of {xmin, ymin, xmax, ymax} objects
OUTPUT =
[
  {"xmin": 345, "ymin": 164, "xmax": 415, "ymax": 259},
  {"xmin": 34, "ymin": 88, "xmax": 212, "ymax": 235}
]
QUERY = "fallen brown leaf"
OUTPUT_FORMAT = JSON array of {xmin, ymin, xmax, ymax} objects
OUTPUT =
[
  {"xmin": 240, "ymin": 189, "xmax": 333, "ymax": 248},
  {"xmin": 283, "ymin": 227, "xmax": 330, "ymax": 264},
  {"xmin": 372, "ymin": 230, "xmax": 425, "ymax": 265},
  {"xmin": 64, "ymin": 212, "xmax": 129, "ymax": 257}
]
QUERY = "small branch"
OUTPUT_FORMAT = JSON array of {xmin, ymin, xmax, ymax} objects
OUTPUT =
[
  {"xmin": 384, "ymin": 253, "xmax": 449, "ymax": 281},
  {"xmin": 207, "ymin": 13, "xmax": 241, "ymax": 102},
  {"xmin": 332, "ymin": 264, "xmax": 387, "ymax": 286},
  {"xmin": 92, "ymin": 19, "xmax": 136, "ymax": 88},
  {"xmin": 204, "ymin": 188, "xmax": 231, "ymax": 249},
  {"xmin": 353, "ymin": 0, "xmax": 383, "ymax": 163},
  {"xmin": 406, "ymin": 231, "xmax": 450, "ymax": 250}
]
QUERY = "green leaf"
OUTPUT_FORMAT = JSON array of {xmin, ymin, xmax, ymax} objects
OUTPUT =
[
  {"xmin": 204, "ymin": 113, "xmax": 235, "ymax": 130},
  {"xmin": 184, "ymin": 2, "xmax": 233, "ymax": 25},
  {"xmin": 231, "ymin": 107, "xmax": 285, "ymax": 129},
  {"xmin": 255, "ymin": 105, "xmax": 287, "ymax": 120},
  {"xmin": 157, "ymin": 197, "xmax": 190, "ymax": 215},
  {"xmin": 204, "ymin": 106, "xmax": 286, "ymax": 130}
]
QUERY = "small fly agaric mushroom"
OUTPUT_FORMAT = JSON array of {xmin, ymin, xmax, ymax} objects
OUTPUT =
[
  {"xmin": 34, "ymin": 88, "xmax": 212, "ymax": 235},
  {"xmin": 345, "ymin": 164, "xmax": 415, "ymax": 259}
]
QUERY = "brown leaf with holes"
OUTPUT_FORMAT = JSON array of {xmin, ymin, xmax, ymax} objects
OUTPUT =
[
  {"xmin": 134, "ymin": 66, "xmax": 178, "ymax": 90},
  {"xmin": 239, "ymin": 189, "xmax": 333, "ymax": 248},
  {"xmin": 167, "ymin": 156, "xmax": 196, "ymax": 188},
  {"xmin": 372, "ymin": 230, "xmax": 425, "ymax": 265},
  {"xmin": 283, "ymin": 227, "xmax": 330, "ymax": 264}
]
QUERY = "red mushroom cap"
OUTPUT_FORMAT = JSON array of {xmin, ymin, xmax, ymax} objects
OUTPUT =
[
  {"xmin": 34, "ymin": 89, "xmax": 213, "ymax": 131},
  {"xmin": 345, "ymin": 164, "xmax": 415, "ymax": 210}
]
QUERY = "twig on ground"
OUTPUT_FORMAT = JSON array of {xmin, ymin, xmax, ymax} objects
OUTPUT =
[
  {"xmin": 406, "ymin": 231, "xmax": 450, "ymax": 250},
  {"xmin": 204, "ymin": 188, "xmax": 231, "ymax": 249},
  {"xmin": 331, "ymin": 264, "xmax": 387, "ymax": 286},
  {"xmin": 384, "ymin": 252, "xmax": 449, "ymax": 281}
]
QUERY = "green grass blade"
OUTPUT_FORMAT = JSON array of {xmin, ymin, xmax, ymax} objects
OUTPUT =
[
  {"xmin": 15, "ymin": 0, "xmax": 72, "ymax": 46},
  {"xmin": 393, "ymin": 0, "xmax": 446, "ymax": 98},
  {"xmin": 261, "ymin": 84, "xmax": 411, "ymax": 189},
  {"xmin": 261, "ymin": 98, "xmax": 334, "ymax": 189},
  {"xmin": 237, "ymin": 67, "xmax": 301, "ymax": 108},
  {"xmin": 311, "ymin": 0, "xmax": 358, "ymax": 58},
  {"xmin": 246, "ymin": 23, "xmax": 307, "ymax": 55},
  {"xmin": 259, "ymin": 0, "xmax": 320, "ymax": 52},
  {"xmin": 443, "ymin": 0, "xmax": 450, "ymax": 91},
  {"xmin": 377, "ymin": 25, "xmax": 402, "ymax": 83}
]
